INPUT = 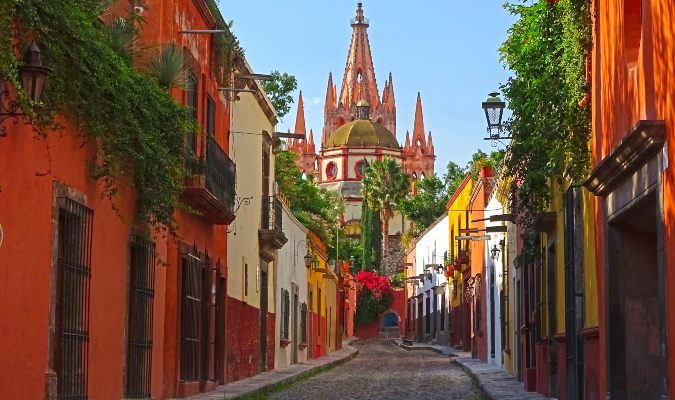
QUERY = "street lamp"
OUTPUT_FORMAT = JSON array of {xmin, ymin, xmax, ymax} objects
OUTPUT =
[
  {"xmin": 1, "ymin": 42, "xmax": 52, "ymax": 137},
  {"xmin": 491, "ymin": 244, "xmax": 501, "ymax": 260},
  {"xmin": 482, "ymin": 91, "xmax": 510, "ymax": 141}
]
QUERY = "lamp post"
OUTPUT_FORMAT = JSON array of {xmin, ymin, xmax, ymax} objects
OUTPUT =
[
  {"xmin": 1, "ymin": 42, "xmax": 52, "ymax": 137},
  {"xmin": 481, "ymin": 91, "xmax": 510, "ymax": 141},
  {"xmin": 491, "ymin": 244, "xmax": 501, "ymax": 260}
]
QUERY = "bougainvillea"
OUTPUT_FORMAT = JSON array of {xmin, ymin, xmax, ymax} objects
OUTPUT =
[{"xmin": 355, "ymin": 271, "xmax": 393, "ymax": 326}]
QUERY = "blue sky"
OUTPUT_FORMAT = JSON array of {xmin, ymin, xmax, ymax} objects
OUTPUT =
[{"xmin": 218, "ymin": 1, "xmax": 514, "ymax": 175}]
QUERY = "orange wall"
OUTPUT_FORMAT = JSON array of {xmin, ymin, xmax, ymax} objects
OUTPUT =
[
  {"xmin": 0, "ymin": 0, "xmax": 232, "ymax": 398},
  {"xmin": 593, "ymin": 0, "xmax": 675, "ymax": 397}
]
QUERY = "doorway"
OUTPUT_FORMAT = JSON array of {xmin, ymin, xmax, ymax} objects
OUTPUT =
[
  {"xmin": 607, "ymin": 190, "xmax": 665, "ymax": 399},
  {"xmin": 292, "ymin": 291, "xmax": 299, "ymax": 364}
]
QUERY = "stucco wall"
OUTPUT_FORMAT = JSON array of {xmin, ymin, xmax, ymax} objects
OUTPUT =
[{"xmin": 274, "ymin": 204, "xmax": 309, "ymax": 369}]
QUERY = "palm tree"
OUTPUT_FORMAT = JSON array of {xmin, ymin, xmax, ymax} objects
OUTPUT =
[{"xmin": 362, "ymin": 157, "xmax": 410, "ymax": 253}]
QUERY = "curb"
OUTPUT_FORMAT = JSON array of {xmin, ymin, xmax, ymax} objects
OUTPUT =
[
  {"xmin": 227, "ymin": 346, "xmax": 359, "ymax": 400},
  {"xmin": 452, "ymin": 358, "xmax": 493, "ymax": 400},
  {"xmin": 391, "ymin": 339, "xmax": 458, "ymax": 357}
]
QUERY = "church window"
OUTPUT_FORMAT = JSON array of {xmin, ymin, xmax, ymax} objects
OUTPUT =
[
  {"xmin": 326, "ymin": 162, "xmax": 338, "ymax": 180},
  {"xmin": 420, "ymin": 172, "xmax": 425, "ymax": 180},
  {"xmin": 357, "ymin": 70, "xmax": 363, "ymax": 83},
  {"xmin": 355, "ymin": 160, "xmax": 367, "ymax": 179}
]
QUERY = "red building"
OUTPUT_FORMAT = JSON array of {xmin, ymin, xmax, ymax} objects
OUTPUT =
[
  {"xmin": 0, "ymin": 0, "xmax": 237, "ymax": 398},
  {"xmin": 584, "ymin": 0, "xmax": 675, "ymax": 398}
]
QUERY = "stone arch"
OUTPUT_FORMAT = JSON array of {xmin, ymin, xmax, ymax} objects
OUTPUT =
[{"xmin": 382, "ymin": 311, "xmax": 399, "ymax": 327}]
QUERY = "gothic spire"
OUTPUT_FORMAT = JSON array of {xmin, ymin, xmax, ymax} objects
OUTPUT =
[
  {"xmin": 294, "ymin": 91, "xmax": 307, "ymax": 137},
  {"xmin": 339, "ymin": 2, "xmax": 380, "ymax": 108},
  {"xmin": 412, "ymin": 92, "xmax": 426, "ymax": 146},
  {"xmin": 325, "ymin": 72, "xmax": 335, "ymax": 110}
]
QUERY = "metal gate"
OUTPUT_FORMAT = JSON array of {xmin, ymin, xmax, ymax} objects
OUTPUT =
[
  {"xmin": 564, "ymin": 187, "xmax": 584, "ymax": 399},
  {"xmin": 180, "ymin": 245, "xmax": 210, "ymax": 382},
  {"xmin": 126, "ymin": 236, "xmax": 155, "ymax": 398},
  {"xmin": 56, "ymin": 198, "xmax": 93, "ymax": 400}
]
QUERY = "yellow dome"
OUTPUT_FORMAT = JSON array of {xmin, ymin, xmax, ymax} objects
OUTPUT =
[
  {"xmin": 325, "ymin": 119, "xmax": 399, "ymax": 149},
  {"xmin": 356, "ymin": 99, "xmax": 370, "ymax": 107}
]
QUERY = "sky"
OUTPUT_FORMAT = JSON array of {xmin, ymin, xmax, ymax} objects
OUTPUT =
[{"xmin": 218, "ymin": 1, "xmax": 514, "ymax": 176}]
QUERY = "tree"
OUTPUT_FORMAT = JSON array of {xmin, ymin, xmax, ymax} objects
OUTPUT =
[
  {"xmin": 362, "ymin": 158, "xmax": 410, "ymax": 252},
  {"xmin": 399, "ymin": 174, "xmax": 448, "ymax": 236},
  {"xmin": 274, "ymin": 149, "xmax": 343, "ymax": 244},
  {"xmin": 261, "ymin": 70, "xmax": 297, "ymax": 119},
  {"xmin": 443, "ymin": 161, "xmax": 466, "ymax": 196},
  {"xmin": 361, "ymin": 200, "xmax": 381, "ymax": 272}
]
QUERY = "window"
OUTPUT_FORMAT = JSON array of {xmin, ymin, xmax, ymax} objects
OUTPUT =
[
  {"xmin": 425, "ymin": 292, "xmax": 431, "ymax": 335},
  {"xmin": 317, "ymin": 288, "xmax": 322, "ymax": 338},
  {"xmin": 126, "ymin": 235, "xmax": 156, "ymax": 398},
  {"xmin": 300, "ymin": 303, "xmax": 307, "ymax": 344},
  {"xmin": 55, "ymin": 198, "xmax": 93, "ymax": 400},
  {"xmin": 186, "ymin": 72, "xmax": 198, "ymax": 154},
  {"xmin": 440, "ymin": 292, "xmax": 446, "ymax": 332},
  {"xmin": 244, "ymin": 263, "xmax": 248, "ymax": 298},
  {"xmin": 325, "ymin": 162, "xmax": 338, "ymax": 180},
  {"xmin": 180, "ymin": 246, "xmax": 211, "ymax": 382},
  {"xmin": 206, "ymin": 96, "xmax": 216, "ymax": 137},
  {"xmin": 355, "ymin": 160, "xmax": 366, "ymax": 179},
  {"xmin": 282, "ymin": 289, "xmax": 290, "ymax": 339}
]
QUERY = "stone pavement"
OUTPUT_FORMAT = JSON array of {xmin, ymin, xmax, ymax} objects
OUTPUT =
[
  {"xmin": 393, "ymin": 339, "xmax": 548, "ymax": 400},
  {"xmin": 185, "ymin": 338, "xmax": 359, "ymax": 400}
]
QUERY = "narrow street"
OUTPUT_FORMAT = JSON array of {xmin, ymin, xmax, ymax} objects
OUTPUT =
[{"xmin": 270, "ymin": 340, "xmax": 482, "ymax": 400}]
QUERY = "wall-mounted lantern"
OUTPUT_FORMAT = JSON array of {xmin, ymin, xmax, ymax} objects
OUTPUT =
[
  {"xmin": 1, "ymin": 42, "xmax": 52, "ymax": 137},
  {"xmin": 481, "ymin": 91, "xmax": 510, "ymax": 141},
  {"xmin": 491, "ymin": 244, "xmax": 501, "ymax": 260}
]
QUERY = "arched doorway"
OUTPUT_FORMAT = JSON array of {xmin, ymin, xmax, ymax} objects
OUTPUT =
[{"xmin": 382, "ymin": 312, "xmax": 398, "ymax": 327}]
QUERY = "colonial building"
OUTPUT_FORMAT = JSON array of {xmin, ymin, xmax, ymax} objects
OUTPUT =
[{"xmin": 287, "ymin": 2, "xmax": 436, "ymax": 240}]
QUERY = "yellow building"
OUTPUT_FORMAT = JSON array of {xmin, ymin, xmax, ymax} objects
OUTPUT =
[
  {"xmin": 446, "ymin": 174, "xmax": 473, "ymax": 351},
  {"xmin": 307, "ymin": 232, "xmax": 330, "ymax": 358}
]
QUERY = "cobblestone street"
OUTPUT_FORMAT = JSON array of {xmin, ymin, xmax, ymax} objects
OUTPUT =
[{"xmin": 270, "ymin": 339, "xmax": 482, "ymax": 400}]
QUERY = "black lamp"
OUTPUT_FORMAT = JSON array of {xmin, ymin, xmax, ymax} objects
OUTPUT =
[
  {"xmin": 491, "ymin": 244, "xmax": 501, "ymax": 260},
  {"xmin": 482, "ymin": 91, "xmax": 509, "ymax": 140},
  {"xmin": 304, "ymin": 251, "xmax": 313, "ymax": 269}
]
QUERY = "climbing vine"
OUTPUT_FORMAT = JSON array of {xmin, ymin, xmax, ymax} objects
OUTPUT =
[
  {"xmin": 499, "ymin": 0, "xmax": 591, "ymax": 258},
  {"xmin": 0, "ymin": 0, "xmax": 202, "ymax": 231}
]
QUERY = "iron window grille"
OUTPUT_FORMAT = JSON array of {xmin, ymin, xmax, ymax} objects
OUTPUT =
[
  {"xmin": 205, "ymin": 135, "xmax": 236, "ymax": 211},
  {"xmin": 180, "ymin": 245, "xmax": 211, "ymax": 382},
  {"xmin": 206, "ymin": 96, "xmax": 216, "ymax": 137},
  {"xmin": 300, "ymin": 303, "xmax": 307, "ymax": 343},
  {"xmin": 261, "ymin": 195, "xmax": 283, "ymax": 231},
  {"xmin": 282, "ymin": 289, "xmax": 290, "ymax": 339},
  {"xmin": 55, "ymin": 198, "xmax": 93, "ymax": 400},
  {"xmin": 125, "ymin": 236, "xmax": 156, "ymax": 399}
]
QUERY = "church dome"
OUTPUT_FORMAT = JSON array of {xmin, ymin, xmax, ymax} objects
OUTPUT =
[{"xmin": 325, "ymin": 119, "xmax": 399, "ymax": 149}]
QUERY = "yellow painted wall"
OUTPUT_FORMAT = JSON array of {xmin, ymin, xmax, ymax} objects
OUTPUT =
[
  {"xmin": 447, "ymin": 175, "xmax": 472, "ymax": 309},
  {"xmin": 582, "ymin": 188, "xmax": 599, "ymax": 328},
  {"xmin": 227, "ymin": 87, "xmax": 275, "ymax": 310}
]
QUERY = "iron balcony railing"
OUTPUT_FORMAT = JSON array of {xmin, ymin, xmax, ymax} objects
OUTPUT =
[
  {"xmin": 261, "ymin": 196, "xmax": 282, "ymax": 232},
  {"xmin": 204, "ymin": 135, "xmax": 236, "ymax": 212}
]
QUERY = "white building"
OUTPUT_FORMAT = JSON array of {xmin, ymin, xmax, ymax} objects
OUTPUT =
[
  {"xmin": 410, "ymin": 214, "xmax": 450, "ymax": 344},
  {"xmin": 274, "ymin": 199, "xmax": 310, "ymax": 369}
]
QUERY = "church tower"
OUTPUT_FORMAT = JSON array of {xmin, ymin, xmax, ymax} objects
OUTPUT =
[
  {"xmin": 322, "ymin": 2, "xmax": 396, "ymax": 145},
  {"xmin": 286, "ymin": 91, "xmax": 317, "ymax": 174},
  {"xmin": 403, "ymin": 93, "xmax": 435, "ymax": 179}
]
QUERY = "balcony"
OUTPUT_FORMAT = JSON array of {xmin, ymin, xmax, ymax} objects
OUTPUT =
[
  {"xmin": 182, "ymin": 135, "xmax": 236, "ymax": 225},
  {"xmin": 259, "ymin": 196, "xmax": 287, "ymax": 262}
]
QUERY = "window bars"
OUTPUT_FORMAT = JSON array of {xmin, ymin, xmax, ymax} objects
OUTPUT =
[
  {"xmin": 261, "ymin": 196, "xmax": 283, "ymax": 231},
  {"xmin": 55, "ymin": 198, "xmax": 93, "ymax": 400},
  {"xmin": 282, "ymin": 289, "xmax": 290, "ymax": 339},
  {"xmin": 126, "ymin": 235, "xmax": 156, "ymax": 399},
  {"xmin": 300, "ymin": 303, "xmax": 307, "ymax": 343},
  {"xmin": 180, "ymin": 245, "xmax": 211, "ymax": 382}
]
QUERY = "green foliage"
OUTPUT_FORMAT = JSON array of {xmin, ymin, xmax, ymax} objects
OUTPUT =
[
  {"xmin": 362, "ymin": 157, "xmax": 410, "ymax": 251},
  {"xmin": 1, "ymin": 0, "xmax": 198, "ymax": 230},
  {"xmin": 391, "ymin": 271, "xmax": 405, "ymax": 288},
  {"xmin": 355, "ymin": 291, "xmax": 392, "ymax": 327},
  {"xmin": 467, "ymin": 149, "xmax": 504, "ymax": 182},
  {"xmin": 148, "ymin": 42, "xmax": 190, "ymax": 90},
  {"xmin": 443, "ymin": 161, "xmax": 466, "ymax": 196},
  {"xmin": 399, "ymin": 174, "xmax": 448, "ymax": 237},
  {"xmin": 261, "ymin": 71, "xmax": 298, "ymax": 119},
  {"xmin": 332, "ymin": 234, "xmax": 362, "ymax": 274},
  {"xmin": 275, "ymin": 149, "xmax": 343, "ymax": 244},
  {"xmin": 500, "ymin": 0, "xmax": 591, "ymax": 258},
  {"xmin": 204, "ymin": 0, "xmax": 244, "ymax": 86},
  {"xmin": 361, "ymin": 200, "xmax": 382, "ymax": 272}
]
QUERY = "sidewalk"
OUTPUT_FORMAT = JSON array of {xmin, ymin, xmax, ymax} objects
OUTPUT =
[
  {"xmin": 185, "ymin": 338, "xmax": 359, "ymax": 400},
  {"xmin": 392, "ymin": 339, "xmax": 547, "ymax": 400}
]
